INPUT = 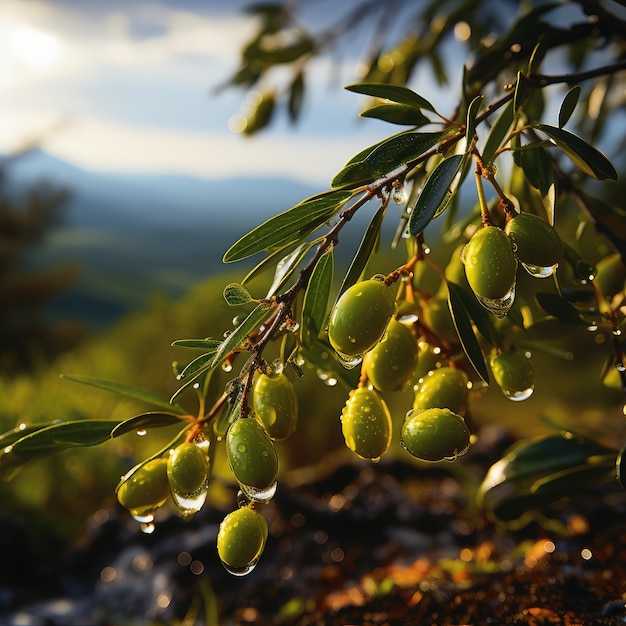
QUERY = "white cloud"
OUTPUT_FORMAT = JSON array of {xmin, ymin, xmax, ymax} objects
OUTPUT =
[{"xmin": 0, "ymin": 111, "xmax": 382, "ymax": 186}]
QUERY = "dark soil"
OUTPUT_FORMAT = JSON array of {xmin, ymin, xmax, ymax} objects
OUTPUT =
[{"xmin": 1, "ymin": 429, "xmax": 625, "ymax": 625}]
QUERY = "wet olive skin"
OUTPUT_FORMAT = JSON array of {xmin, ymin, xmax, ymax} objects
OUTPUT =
[
  {"xmin": 413, "ymin": 367, "xmax": 469, "ymax": 415},
  {"xmin": 401, "ymin": 408, "xmax": 470, "ymax": 462},
  {"xmin": 117, "ymin": 458, "xmax": 170, "ymax": 512},
  {"xmin": 167, "ymin": 442, "xmax": 209, "ymax": 495},
  {"xmin": 341, "ymin": 387, "xmax": 392, "ymax": 460},
  {"xmin": 364, "ymin": 319, "xmax": 418, "ymax": 391},
  {"xmin": 217, "ymin": 507, "xmax": 268, "ymax": 570},
  {"xmin": 226, "ymin": 418, "xmax": 278, "ymax": 490},
  {"xmin": 463, "ymin": 226, "xmax": 517, "ymax": 299},
  {"xmin": 328, "ymin": 279, "xmax": 396, "ymax": 357},
  {"xmin": 490, "ymin": 351, "xmax": 534, "ymax": 399},
  {"xmin": 504, "ymin": 212, "xmax": 563, "ymax": 267},
  {"xmin": 253, "ymin": 372, "xmax": 299, "ymax": 440}
]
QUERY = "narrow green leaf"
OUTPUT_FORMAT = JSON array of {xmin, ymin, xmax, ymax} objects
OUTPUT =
[
  {"xmin": 0, "ymin": 422, "xmax": 60, "ymax": 449},
  {"xmin": 210, "ymin": 304, "xmax": 274, "ymax": 368},
  {"xmin": 2, "ymin": 420, "xmax": 124, "ymax": 468},
  {"xmin": 447, "ymin": 282, "xmax": 489, "ymax": 383},
  {"xmin": 343, "ymin": 130, "xmax": 410, "ymax": 167},
  {"xmin": 241, "ymin": 241, "xmax": 301, "ymax": 285},
  {"xmin": 331, "ymin": 132, "xmax": 443, "ymax": 188},
  {"xmin": 534, "ymin": 123, "xmax": 618, "ymax": 180},
  {"xmin": 179, "ymin": 350, "xmax": 219, "ymax": 380},
  {"xmin": 409, "ymin": 154, "xmax": 464, "ymax": 236},
  {"xmin": 61, "ymin": 374, "xmax": 186, "ymax": 414},
  {"xmin": 530, "ymin": 462, "xmax": 614, "ymax": 496},
  {"xmin": 360, "ymin": 103, "xmax": 431, "ymax": 126},
  {"xmin": 465, "ymin": 94, "xmax": 484, "ymax": 145},
  {"xmin": 300, "ymin": 248, "xmax": 334, "ymax": 349},
  {"xmin": 478, "ymin": 434, "xmax": 610, "ymax": 498},
  {"xmin": 534, "ymin": 291, "xmax": 582, "ymax": 323},
  {"xmin": 558, "ymin": 85, "xmax": 581, "ymax": 128},
  {"xmin": 617, "ymin": 445, "xmax": 625, "ymax": 488},
  {"xmin": 171, "ymin": 338, "xmax": 222, "ymax": 350},
  {"xmin": 266, "ymin": 241, "xmax": 313, "ymax": 298},
  {"xmin": 223, "ymin": 189, "xmax": 353, "ymax": 262},
  {"xmin": 111, "ymin": 412, "xmax": 187, "ymax": 438},
  {"xmin": 481, "ymin": 100, "xmax": 514, "ymax": 165},
  {"xmin": 223, "ymin": 283, "xmax": 254, "ymax": 306},
  {"xmin": 448, "ymin": 281, "xmax": 500, "ymax": 347},
  {"xmin": 513, "ymin": 70, "xmax": 530, "ymax": 113},
  {"xmin": 345, "ymin": 82, "xmax": 436, "ymax": 113},
  {"xmin": 337, "ymin": 204, "xmax": 386, "ymax": 300}
]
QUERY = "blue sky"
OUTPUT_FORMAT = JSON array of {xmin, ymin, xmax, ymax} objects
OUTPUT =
[{"xmin": 0, "ymin": 0, "xmax": 457, "ymax": 186}]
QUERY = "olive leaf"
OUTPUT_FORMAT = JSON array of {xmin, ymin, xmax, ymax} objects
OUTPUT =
[
  {"xmin": 171, "ymin": 338, "xmax": 222, "ymax": 350},
  {"xmin": 61, "ymin": 374, "xmax": 186, "ymax": 414},
  {"xmin": 345, "ymin": 82, "xmax": 437, "ymax": 113},
  {"xmin": 534, "ymin": 123, "xmax": 618, "ymax": 180},
  {"xmin": 299, "ymin": 338, "xmax": 360, "ymax": 390},
  {"xmin": 210, "ymin": 303, "xmax": 275, "ymax": 369},
  {"xmin": 481, "ymin": 100, "xmax": 514, "ymax": 166},
  {"xmin": 465, "ymin": 94, "xmax": 484, "ymax": 144},
  {"xmin": 223, "ymin": 189, "xmax": 353, "ymax": 262},
  {"xmin": 360, "ymin": 103, "xmax": 431, "ymax": 126},
  {"xmin": 241, "ymin": 241, "xmax": 301, "ymax": 285},
  {"xmin": 558, "ymin": 84, "xmax": 581, "ymax": 128},
  {"xmin": 223, "ymin": 283, "xmax": 254, "ymax": 306},
  {"xmin": 336, "ymin": 204, "xmax": 386, "ymax": 301},
  {"xmin": 409, "ymin": 154, "xmax": 465, "ymax": 236},
  {"xmin": 331, "ymin": 131, "xmax": 444, "ymax": 189},
  {"xmin": 534, "ymin": 291, "xmax": 582, "ymax": 323},
  {"xmin": 512, "ymin": 137, "xmax": 553, "ymax": 197},
  {"xmin": 1, "ymin": 420, "xmax": 125, "ymax": 469},
  {"xmin": 178, "ymin": 349, "xmax": 220, "ymax": 380},
  {"xmin": 110, "ymin": 412, "xmax": 187, "ymax": 438},
  {"xmin": 446, "ymin": 282, "xmax": 490, "ymax": 383},
  {"xmin": 300, "ymin": 248, "xmax": 334, "ymax": 349},
  {"xmin": 266, "ymin": 242, "xmax": 313, "ymax": 298}
]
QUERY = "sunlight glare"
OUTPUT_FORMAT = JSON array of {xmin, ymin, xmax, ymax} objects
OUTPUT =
[{"xmin": 9, "ymin": 25, "xmax": 62, "ymax": 70}]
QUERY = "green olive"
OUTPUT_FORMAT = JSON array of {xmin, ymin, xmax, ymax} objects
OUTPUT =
[
  {"xmin": 593, "ymin": 252, "xmax": 626, "ymax": 298},
  {"xmin": 253, "ymin": 372, "xmax": 298, "ymax": 440},
  {"xmin": 167, "ymin": 441, "xmax": 209, "ymax": 495},
  {"xmin": 341, "ymin": 387, "xmax": 392, "ymax": 460},
  {"xmin": 364, "ymin": 319, "xmax": 418, "ymax": 391},
  {"xmin": 413, "ymin": 367, "xmax": 469, "ymax": 415},
  {"xmin": 504, "ymin": 212, "xmax": 563, "ymax": 267},
  {"xmin": 217, "ymin": 506, "xmax": 268, "ymax": 573},
  {"xmin": 328, "ymin": 278, "xmax": 396, "ymax": 357},
  {"xmin": 226, "ymin": 418, "xmax": 278, "ymax": 492},
  {"xmin": 117, "ymin": 458, "xmax": 170, "ymax": 516},
  {"xmin": 401, "ymin": 408, "xmax": 470, "ymax": 462},
  {"xmin": 463, "ymin": 226, "xmax": 517, "ymax": 299},
  {"xmin": 489, "ymin": 351, "xmax": 534, "ymax": 401}
]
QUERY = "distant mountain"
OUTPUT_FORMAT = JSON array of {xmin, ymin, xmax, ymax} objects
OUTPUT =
[{"xmin": 4, "ymin": 150, "xmax": 403, "ymax": 329}]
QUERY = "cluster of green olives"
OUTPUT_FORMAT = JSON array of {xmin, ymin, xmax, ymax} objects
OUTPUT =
[
  {"xmin": 329, "ymin": 277, "xmax": 473, "ymax": 464},
  {"xmin": 461, "ymin": 212, "xmax": 563, "ymax": 317},
  {"xmin": 116, "ymin": 435, "xmax": 212, "ymax": 529}
]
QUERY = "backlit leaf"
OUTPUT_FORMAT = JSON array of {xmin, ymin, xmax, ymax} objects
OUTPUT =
[
  {"xmin": 558, "ymin": 85, "xmax": 581, "ymax": 128},
  {"xmin": 300, "ymin": 248, "xmax": 334, "ymax": 349},
  {"xmin": 331, "ymin": 132, "xmax": 443, "ymax": 188},
  {"xmin": 337, "ymin": 203, "xmax": 386, "ymax": 301},
  {"xmin": 223, "ymin": 189, "xmax": 353, "ymax": 262},
  {"xmin": 481, "ymin": 100, "xmax": 514, "ymax": 165},
  {"xmin": 465, "ymin": 94, "xmax": 484, "ymax": 144},
  {"xmin": 534, "ymin": 123, "xmax": 618, "ymax": 180},
  {"xmin": 210, "ymin": 303, "xmax": 274, "ymax": 368},
  {"xmin": 111, "ymin": 413, "xmax": 187, "ymax": 438},
  {"xmin": 266, "ymin": 241, "xmax": 313, "ymax": 298},
  {"xmin": 61, "ymin": 374, "xmax": 186, "ymax": 414},
  {"xmin": 171, "ymin": 338, "xmax": 222, "ymax": 350},
  {"xmin": 223, "ymin": 283, "xmax": 254, "ymax": 306},
  {"xmin": 1, "ymin": 420, "xmax": 124, "ymax": 468}
]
